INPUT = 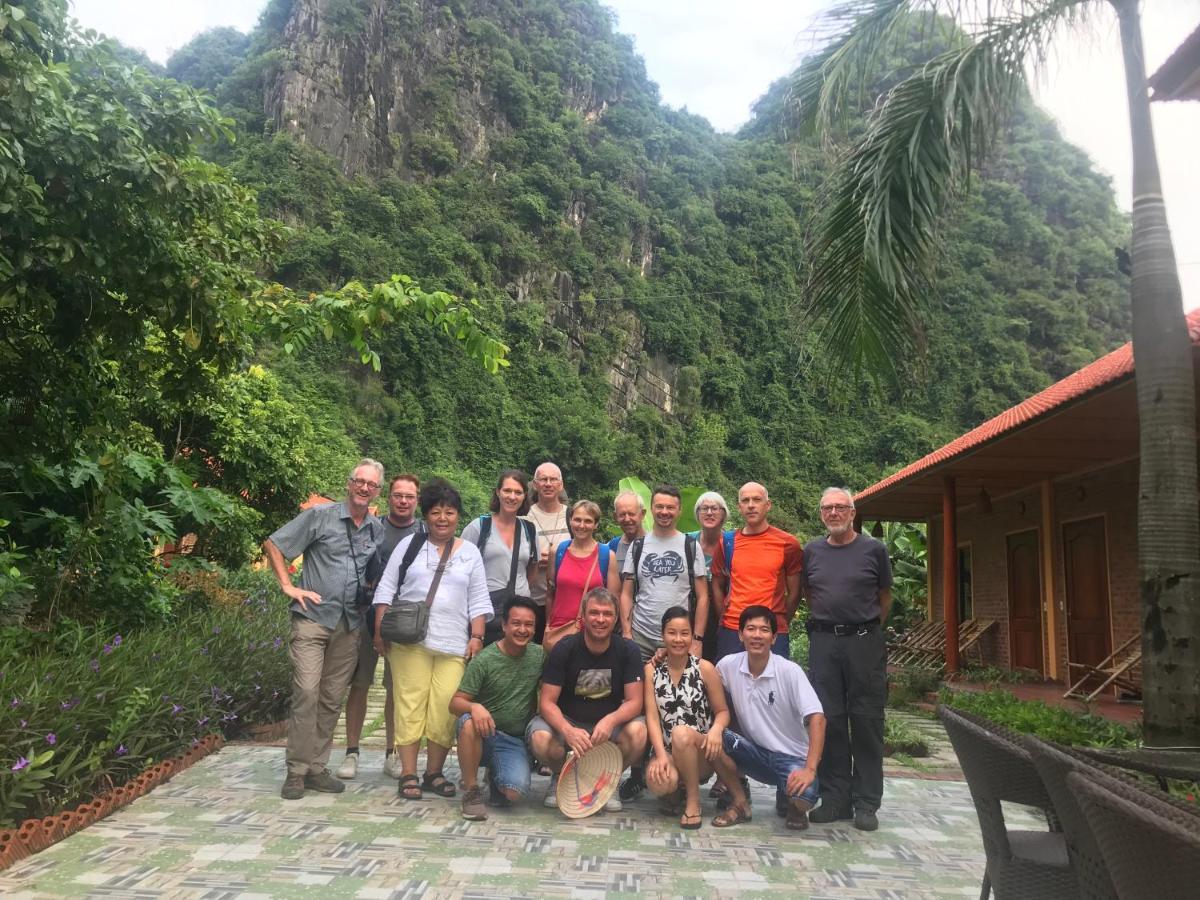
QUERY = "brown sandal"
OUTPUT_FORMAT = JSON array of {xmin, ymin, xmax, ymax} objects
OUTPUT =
[
  {"xmin": 422, "ymin": 771, "xmax": 456, "ymax": 797},
  {"xmin": 398, "ymin": 773, "xmax": 423, "ymax": 800},
  {"xmin": 712, "ymin": 803, "xmax": 751, "ymax": 828}
]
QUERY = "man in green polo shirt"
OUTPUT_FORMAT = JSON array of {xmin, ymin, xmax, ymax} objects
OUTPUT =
[
  {"xmin": 264, "ymin": 459, "xmax": 384, "ymax": 800},
  {"xmin": 450, "ymin": 597, "xmax": 545, "ymax": 820}
]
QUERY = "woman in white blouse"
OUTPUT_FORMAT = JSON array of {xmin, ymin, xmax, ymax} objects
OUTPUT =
[{"xmin": 373, "ymin": 479, "xmax": 491, "ymax": 800}]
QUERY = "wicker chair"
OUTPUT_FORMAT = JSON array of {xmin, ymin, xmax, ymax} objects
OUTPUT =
[
  {"xmin": 938, "ymin": 706, "xmax": 1078, "ymax": 899},
  {"xmin": 1024, "ymin": 739, "xmax": 1120, "ymax": 900},
  {"xmin": 1068, "ymin": 769, "xmax": 1200, "ymax": 899}
]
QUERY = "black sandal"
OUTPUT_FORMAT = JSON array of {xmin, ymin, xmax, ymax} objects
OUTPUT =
[
  {"xmin": 680, "ymin": 811, "xmax": 703, "ymax": 830},
  {"xmin": 421, "ymin": 771, "xmax": 456, "ymax": 797},
  {"xmin": 398, "ymin": 773, "xmax": 423, "ymax": 800}
]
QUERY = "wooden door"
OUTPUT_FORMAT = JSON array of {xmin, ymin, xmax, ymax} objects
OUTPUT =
[
  {"xmin": 1062, "ymin": 517, "xmax": 1112, "ymax": 669},
  {"xmin": 1007, "ymin": 530, "xmax": 1044, "ymax": 673}
]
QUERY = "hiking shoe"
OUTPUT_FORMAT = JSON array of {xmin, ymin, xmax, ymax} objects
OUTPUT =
[
  {"xmin": 619, "ymin": 770, "xmax": 646, "ymax": 802},
  {"xmin": 382, "ymin": 755, "xmax": 402, "ymax": 779},
  {"xmin": 809, "ymin": 802, "xmax": 853, "ymax": 824},
  {"xmin": 854, "ymin": 809, "xmax": 879, "ymax": 831},
  {"xmin": 461, "ymin": 785, "xmax": 488, "ymax": 821},
  {"xmin": 604, "ymin": 796, "xmax": 623, "ymax": 813},
  {"xmin": 785, "ymin": 803, "xmax": 810, "ymax": 831},
  {"xmin": 543, "ymin": 777, "xmax": 559, "ymax": 808},
  {"xmin": 336, "ymin": 752, "xmax": 359, "ymax": 780},
  {"xmin": 281, "ymin": 774, "xmax": 305, "ymax": 800},
  {"xmin": 487, "ymin": 777, "xmax": 513, "ymax": 807},
  {"xmin": 304, "ymin": 769, "xmax": 346, "ymax": 793}
]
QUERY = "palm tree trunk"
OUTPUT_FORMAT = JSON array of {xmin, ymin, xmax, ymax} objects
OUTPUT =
[{"xmin": 1112, "ymin": 0, "xmax": 1200, "ymax": 746}]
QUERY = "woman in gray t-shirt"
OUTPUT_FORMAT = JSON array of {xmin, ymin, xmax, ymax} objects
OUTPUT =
[{"xmin": 462, "ymin": 469, "xmax": 537, "ymax": 644}]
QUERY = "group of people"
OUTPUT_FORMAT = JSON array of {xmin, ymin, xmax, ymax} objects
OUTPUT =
[{"xmin": 263, "ymin": 459, "xmax": 893, "ymax": 832}]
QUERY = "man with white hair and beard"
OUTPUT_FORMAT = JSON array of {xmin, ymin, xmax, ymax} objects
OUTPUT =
[{"xmin": 802, "ymin": 487, "xmax": 893, "ymax": 832}]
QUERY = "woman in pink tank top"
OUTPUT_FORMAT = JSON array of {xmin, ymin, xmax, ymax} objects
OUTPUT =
[{"xmin": 546, "ymin": 500, "xmax": 605, "ymax": 630}]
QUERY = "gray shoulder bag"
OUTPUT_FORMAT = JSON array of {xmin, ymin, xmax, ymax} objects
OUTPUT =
[{"xmin": 379, "ymin": 538, "xmax": 453, "ymax": 644}]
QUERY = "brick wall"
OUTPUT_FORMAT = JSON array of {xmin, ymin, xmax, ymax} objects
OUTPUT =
[{"xmin": 927, "ymin": 458, "xmax": 1141, "ymax": 682}]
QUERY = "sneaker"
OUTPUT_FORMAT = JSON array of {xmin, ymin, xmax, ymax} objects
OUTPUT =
[
  {"xmin": 604, "ymin": 796, "xmax": 623, "ymax": 813},
  {"xmin": 382, "ymin": 755, "xmax": 401, "ymax": 779},
  {"xmin": 336, "ymin": 752, "xmax": 359, "ymax": 780},
  {"xmin": 618, "ymin": 770, "xmax": 646, "ymax": 802},
  {"xmin": 543, "ymin": 777, "xmax": 559, "ymax": 809},
  {"xmin": 461, "ymin": 785, "xmax": 488, "ymax": 821},
  {"xmin": 304, "ymin": 769, "xmax": 346, "ymax": 793},
  {"xmin": 809, "ymin": 802, "xmax": 853, "ymax": 824},
  {"xmin": 854, "ymin": 809, "xmax": 879, "ymax": 832},
  {"xmin": 281, "ymin": 774, "xmax": 305, "ymax": 800}
]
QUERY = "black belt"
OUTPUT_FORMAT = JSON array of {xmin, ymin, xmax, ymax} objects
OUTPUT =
[{"xmin": 807, "ymin": 618, "xmax": 879, "ymax": 636}]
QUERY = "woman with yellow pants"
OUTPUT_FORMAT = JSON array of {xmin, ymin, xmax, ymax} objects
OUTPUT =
[{"xmin": 373, "ymin": 478, "xmax": 491, "ymax": 799}]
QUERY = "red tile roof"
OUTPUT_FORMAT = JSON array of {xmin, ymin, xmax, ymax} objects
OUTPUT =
[{"xmin": 856, "ymin": 307, "xmax": 1200, "ymax": 503}]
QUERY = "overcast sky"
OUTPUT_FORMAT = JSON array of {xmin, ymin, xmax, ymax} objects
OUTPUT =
[{"xmin": 70, "ymin": 0, "xmax": 1198, "ymax": 308}]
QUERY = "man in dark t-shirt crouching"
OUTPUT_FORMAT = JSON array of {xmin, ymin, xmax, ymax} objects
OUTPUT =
[{"xmin": 527, "ymin": 587, "xmax": 646, "ymax": 813}]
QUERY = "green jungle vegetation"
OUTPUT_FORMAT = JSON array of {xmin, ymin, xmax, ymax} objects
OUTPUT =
[
  {"xmin": 3, "ymin": 0, "xmax": 1134, "ymax": 633},
  {"xmin": 0, "ymin": 0, "xmax": 1137, "ymax": 825}
]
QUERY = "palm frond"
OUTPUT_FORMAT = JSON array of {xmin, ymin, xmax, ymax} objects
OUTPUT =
[{"xmin": 803, "ymin": 0, "xmax": 1096, "ymax": 379}]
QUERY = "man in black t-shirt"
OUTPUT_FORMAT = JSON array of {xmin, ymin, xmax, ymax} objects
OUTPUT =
[{"xmin": 526, "ymin": 587, "xmax": 646, "ymax": 812}]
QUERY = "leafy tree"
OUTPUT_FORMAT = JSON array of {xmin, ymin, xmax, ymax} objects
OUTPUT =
[
  {"xmin": 792, "ymin": 0, "xmax": 1196, "ymax": 744},
  {"xmin": 0, "ymin": 0, "xmax": 507, "ymax": 624},
  {"xmin": 164, "ymin": 26, "xmax": 250, "ymax": 93}
]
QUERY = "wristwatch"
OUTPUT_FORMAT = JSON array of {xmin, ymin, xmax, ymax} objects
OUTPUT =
[{"xmin": 470, "ymin": 634, "xmax": 484, "ymax": 641}]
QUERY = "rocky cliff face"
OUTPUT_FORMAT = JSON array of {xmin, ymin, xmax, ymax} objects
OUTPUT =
[{"xmin": 265, "ymin": 0, "xmax": 676, "ymax": 414}]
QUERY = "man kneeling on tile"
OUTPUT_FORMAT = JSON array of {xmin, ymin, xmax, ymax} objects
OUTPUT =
[
  {"xmin": 526, "ymin": 587, "xmax": 647, "ymax": 813},
  {"xmin": 716, "ymin": 605, "xmax": 826, "ymax": 830},
  {"xmin": 450, "ymin": 597, "xmax": 545, "ymax": 820}
]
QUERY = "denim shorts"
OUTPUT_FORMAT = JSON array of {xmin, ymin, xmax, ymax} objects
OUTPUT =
[
  {"xmin": 722, "ymin": 729, "xmax": 821, "ymax": 806},
  {"xmin": 456, "ymin": 713, "xmax": 532, "ymax": 797}
]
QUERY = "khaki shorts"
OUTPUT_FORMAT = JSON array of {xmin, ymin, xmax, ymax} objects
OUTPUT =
[{"xmin": 350, "ymin": 626, "xmax": 392, "ymax": 688}]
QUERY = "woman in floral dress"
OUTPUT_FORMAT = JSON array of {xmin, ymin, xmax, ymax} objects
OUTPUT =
[{"xmin": 643, "ymin": 606, "xmax": 750, "ymax": 828}]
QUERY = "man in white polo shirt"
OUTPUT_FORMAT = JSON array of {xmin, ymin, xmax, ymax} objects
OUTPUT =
[{"xmin": 716, "ymin": 604, "xmax": 826, "ymax": 830}]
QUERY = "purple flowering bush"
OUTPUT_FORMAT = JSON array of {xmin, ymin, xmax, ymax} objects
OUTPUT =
[{"xmin": 0, "ymin": 575, "xmax": 291, "ymax": 826}]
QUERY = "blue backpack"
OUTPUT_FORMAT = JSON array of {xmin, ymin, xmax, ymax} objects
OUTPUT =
[{"xmin": 721, "ymin": 529, "xmax": 737, "ymax": 576}]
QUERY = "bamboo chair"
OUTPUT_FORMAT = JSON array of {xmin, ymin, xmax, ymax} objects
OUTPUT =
[
  {"xmin": 1063, "ymin": 635, "xmax": 1141, "ymax": 703},
  {"xmin": 891, "ymin": 618, "xmax": 995, "ymax": 670}
]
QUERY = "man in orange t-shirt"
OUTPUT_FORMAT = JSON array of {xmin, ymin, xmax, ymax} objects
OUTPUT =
[{"xmin": 710, "ymin": 482, "xmax": 802, "ymax": 661}]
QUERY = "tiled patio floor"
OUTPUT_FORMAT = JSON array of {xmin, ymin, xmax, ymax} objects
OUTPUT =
[{"xmin": 0, "ymin": 737, "xmax": 1031, "ymax": 899}]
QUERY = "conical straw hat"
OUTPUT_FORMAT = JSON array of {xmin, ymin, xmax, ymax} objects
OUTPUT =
[{"xmin": 556, "ymin": 741, "xmax": 623, "ymax": 819}]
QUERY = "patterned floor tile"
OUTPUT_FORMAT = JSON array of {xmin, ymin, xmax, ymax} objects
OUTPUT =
[{"xmin": 0, "ymin": 743, "xmax": 1037, "ymax": 898}]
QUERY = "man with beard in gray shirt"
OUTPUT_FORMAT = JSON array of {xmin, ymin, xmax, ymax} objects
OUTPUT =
[{"xmin": 802, "ymin": 487, "xmax": 892, "ymax": 832}]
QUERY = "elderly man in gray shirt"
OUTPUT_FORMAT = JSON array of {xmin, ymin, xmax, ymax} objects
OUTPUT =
[
  {"xmin": 802, "ymin": 487, "xmax": 892, "ymax": 832},
  {"xmin": 264, "ymin": 459, "xmax": 385, "ymax": 800}
]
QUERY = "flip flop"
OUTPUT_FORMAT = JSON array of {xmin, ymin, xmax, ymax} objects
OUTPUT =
[{"xmin": 680, "ymin": 811, "xmax": 703, "ymax": 830}]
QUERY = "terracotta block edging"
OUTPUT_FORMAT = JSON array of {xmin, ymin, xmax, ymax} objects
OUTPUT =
[{"xmin": 0, "ymin": 733, "xmax": 226, "ymax": 871}]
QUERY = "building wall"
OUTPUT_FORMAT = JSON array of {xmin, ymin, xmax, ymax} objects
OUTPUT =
[{"xmin": 927, "ymin": 458, "xmax": 1140, "ymax": 680}]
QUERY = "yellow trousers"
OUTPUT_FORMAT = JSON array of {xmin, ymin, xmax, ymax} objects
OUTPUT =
[{"xmin": 386, "ymin": 643, "xmax": 465, "ymax": 748}]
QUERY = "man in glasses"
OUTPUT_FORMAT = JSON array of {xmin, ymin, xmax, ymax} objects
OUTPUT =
[
  {"xmin": 264, "ymin": 459, "xmax": 385, "ymax": 800},
  {"xmin": 802, "ymin": 487, "xmax": 893, "ymax": 832},
  {"xmin": 336, "ymin": 473, "xmax": 424, "ymax": 781},
  {"xmin": 524, "ymin": 461, "xmax": 569, "ymax": 641}
]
